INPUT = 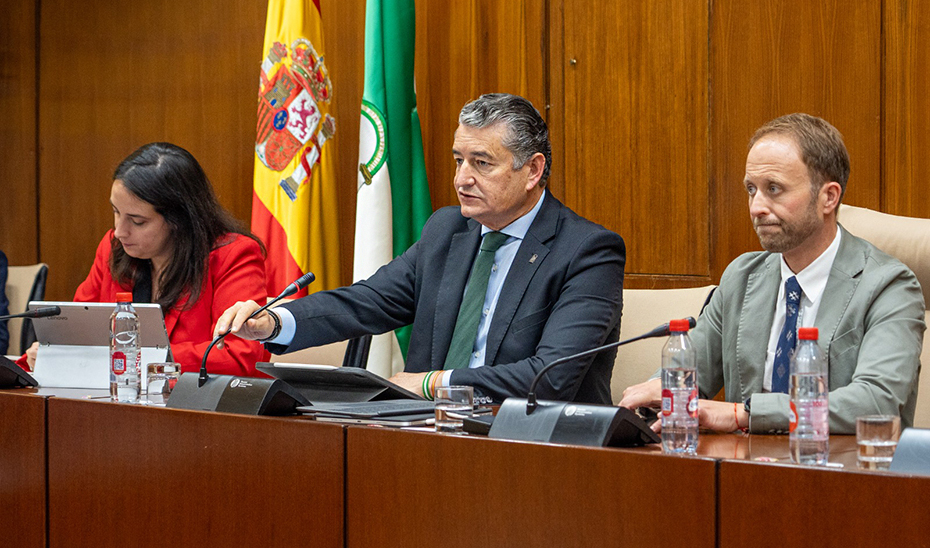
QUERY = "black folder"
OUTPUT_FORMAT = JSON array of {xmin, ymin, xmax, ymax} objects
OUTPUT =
[{"xmin": 255, "ymin": 362, "xmax": 423, "ymax": 403}]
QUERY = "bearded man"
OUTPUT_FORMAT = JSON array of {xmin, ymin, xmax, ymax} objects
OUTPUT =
[{"xmin": 620, "ymin": 113, "xmax": 925, "ymax": 434}]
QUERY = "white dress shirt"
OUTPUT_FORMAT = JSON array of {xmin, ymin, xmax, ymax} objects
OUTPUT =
[{"xmin": 762, "ymin": 228, "xmax": 842, "ymax": 391}]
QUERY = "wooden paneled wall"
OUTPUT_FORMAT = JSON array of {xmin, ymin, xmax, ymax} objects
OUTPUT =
[
  {"xmin": 415, "ymin": 0, "xmax": 548, "ymax": 209},
  {"xmin": 2, "ymin": 0, "xmax": 930, "ymax": 301},
  {"xmin": 884, "ymin": 0, "xmax": 930, "ymax": 217},
  {"xmin": 3, "ymin": 0, "xmax": 365, "ymax": 301},
  {"xmin": 0, "ymin": 0, "xmax": 38, "ymax": 267},
  {"xmin": 554, "ymin": 0, "xmax": 709, "ymax": 285},
  {"xmin": 708, "ymin": 0, "xmax": 882, "ymax": 281}
]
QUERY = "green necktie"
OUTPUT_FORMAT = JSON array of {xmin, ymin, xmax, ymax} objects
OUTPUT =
[{"xmin": 443, "ymin": 231, "xmax": 510, "ymax": 369}]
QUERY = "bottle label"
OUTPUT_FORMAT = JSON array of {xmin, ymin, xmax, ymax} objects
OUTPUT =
[
  {"xmin": 810, "ymin": 399, "xmax": 829, "ymax": 439},
  {"xmin": 687, "ymin": 390, "xmax": 698, "ymax": 417},
  {"xmin": 789, "ymin": 401, "xmax": 798, "ymax": 432},
  {"xmin": 112, "ymin": 352, "xmax": 126, "ymax": 376},
  {"xmin": 661, "ymin": 389, "xmax": 673, "ymax": 416}
]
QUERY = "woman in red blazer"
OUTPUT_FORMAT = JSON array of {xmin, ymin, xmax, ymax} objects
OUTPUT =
[{"xmin": 24, "ymin": 143, "xmax": 268, "ymax": 376}]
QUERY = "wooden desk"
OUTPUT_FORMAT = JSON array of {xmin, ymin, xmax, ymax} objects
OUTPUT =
[
  {"xmin": 6, "ymin": 385, "xmax": 928, "ymax": 548},
  {"xmin": 0, "ymin": 390, "xmax": 47, "ymax": 548},
  {"xmin": 46, "ymin": 397, "xmax": 345, "ymax": 548},
  {"xmin": 692, "ymin": 431, "xmax": 860, "ymax": 468},
  {"xmin": 715, "ymin": 435, "xmax": 930, "ymax": 548},
  {"xmin": 346, "ymin": 427, "xmax": 718, "ymax": 548}
]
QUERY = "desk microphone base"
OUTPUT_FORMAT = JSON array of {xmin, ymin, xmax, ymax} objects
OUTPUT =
[
  {"xmin": 890, "ymin": 427, "xmax": 930, "ymax": 476},
  {"xmin": 0, "ymin": 355, "xmax": 38, "ymax": 388},
  {"xmin": 489, "ymin": 398, "xmax": 660, "ymax": 447},
  {"xmin": 166, "ymin": 372, "xmax": 308, "ymax": 415}
]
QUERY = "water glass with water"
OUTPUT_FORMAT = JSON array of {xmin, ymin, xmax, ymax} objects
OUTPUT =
[
  {"xmin": 145, "ymin": 362, "xmax": 181, "ymax": 406},
  {"xmin": 434, "ymin": 386, "xmax": 473, "ymax": 433},
  {"xmin": 857, "ymin": 415, "xmax": 901, "ymax": 470}
]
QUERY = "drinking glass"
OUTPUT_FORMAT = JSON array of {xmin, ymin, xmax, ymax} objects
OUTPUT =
[
  {"xmin": 434, "ymin": 386, "xmax": 474, "ymax": 433},
  {"xmin": 856, "ymin": 415, "xmax": 901, "ymax": 470},
  {"xmin": 145, "ymin": 362, "xmax": 181, "ymax": 406}
]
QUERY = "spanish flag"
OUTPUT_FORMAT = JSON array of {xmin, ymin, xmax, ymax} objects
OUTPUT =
[{"xmin": 252, "ymin": 0, "xmax": 341, "ymax": 297}]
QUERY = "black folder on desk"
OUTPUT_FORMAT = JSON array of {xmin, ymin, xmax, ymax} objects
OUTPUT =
[
  {"xmin": 299, "ymin": 399, "xmax": 437, "ymax": 426},
  {"xmin": 255, "ymin": 362, "xmax": 423, "ymax": 403}
]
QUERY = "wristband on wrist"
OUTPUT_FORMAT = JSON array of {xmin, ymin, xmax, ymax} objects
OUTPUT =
[
  {"xmin": 734, "ymin": 402, "xmax": 749, "ymax": 433},
  {"xmin": 258, "ymin": 310, "xmax": 282, "ymax": 343},
  {"xmin": 422, "ymin": 371, "xmax": 435, "ymax": 400},
  {"xmin": 430, "ymin": 370, "xmax": 443, "ymax": 399}
]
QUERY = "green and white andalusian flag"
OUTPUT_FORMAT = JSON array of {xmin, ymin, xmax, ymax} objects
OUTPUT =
[{"xmin": 355, "ymin": 0, "xmax": 432, "ymax": 378}]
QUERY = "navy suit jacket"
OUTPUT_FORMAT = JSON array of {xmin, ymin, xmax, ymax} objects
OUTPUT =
[{"xmin": 270, "ymin": 193, "xmax": 626, "ymax": 404}]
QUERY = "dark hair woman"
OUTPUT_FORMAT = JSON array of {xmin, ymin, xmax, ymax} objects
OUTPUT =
[{"xmin": 23, "ymin": 143, "xmax": 268, "ymax": 376}]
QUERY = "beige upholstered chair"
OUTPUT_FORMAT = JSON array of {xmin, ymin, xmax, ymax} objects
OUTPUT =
[
  {"xmin": 275, "ymin": 339, "xmax": 349, "ymax": 367},
  {"xmin": 611, "ymin": 285, "xmax": 716, "ymax": 405},
  {"xmin": 839, "ymin": 204, "xmax": 930, "ymax": 427},
  {"xmin": 5, "ymin": 263, "xmax": 48, "ymax": 355}
]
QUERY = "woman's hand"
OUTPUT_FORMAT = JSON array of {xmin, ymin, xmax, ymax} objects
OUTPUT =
[{"xmin": 25, "ymin": 341, "xmax": 39, "ymax": 371}]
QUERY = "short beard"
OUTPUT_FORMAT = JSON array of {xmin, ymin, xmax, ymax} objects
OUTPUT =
[{"xmin": 755, "ymin": 198, "xmax": 821, "ymax": 254}]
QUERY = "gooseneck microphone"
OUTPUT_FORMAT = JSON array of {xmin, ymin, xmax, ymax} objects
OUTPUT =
[
  {"xmin": 525, "ymin": 316, "xmax": 697, "ymax": 413},
  {"xmin": 198, "ymin": 272, "xmax": 315, "ymax": 387},
  {"xmin": 488, "ymin": 317, "xmax": 697, "ymax": 447},
  {"xmin": 0, "ymin": 306, "xmax": 62, "ymax": 321}
]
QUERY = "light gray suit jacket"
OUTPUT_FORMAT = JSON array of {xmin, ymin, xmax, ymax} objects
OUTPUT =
[{"xmin": 693, "ymin": 226, "xmax": 925, "ymax": 433}]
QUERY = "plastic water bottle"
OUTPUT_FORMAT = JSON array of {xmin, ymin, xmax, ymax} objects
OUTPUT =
[
  {"xmin": 661, "ymin": 318, "xmax": 698, "ymax": 454},
  {"xmin": 789, "ymin": 327, "xmax": 829, "ymax": 465},
  {"xmin": 110, "ymin": 292, "xmax": 141, "ymax": 403}
]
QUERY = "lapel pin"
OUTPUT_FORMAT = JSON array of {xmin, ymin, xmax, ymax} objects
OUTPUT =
[{"xmin": 529, "ymin": 254, "xmax": 538, "ymax": 264}]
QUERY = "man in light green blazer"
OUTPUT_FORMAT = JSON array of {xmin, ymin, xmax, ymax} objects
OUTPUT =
[{"xmin": 621, "ymin": 113, "xmax": 925, "ymax": 434}]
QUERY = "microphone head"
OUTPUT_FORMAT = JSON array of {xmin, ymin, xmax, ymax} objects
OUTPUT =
[
  {"xmin": 687, "ymin": 316, "xmax": 697, "ymax": 328},
  {"xmin": 294, "ymin": 272, "xmax": 316, "ymax": 289},
  {"xmin": 35, "ymin": 306, "xmax": 62, "ymax": 318},
  {"xmin": 280, "ymin": 272, "xmax": 317, "ymax": 299}
]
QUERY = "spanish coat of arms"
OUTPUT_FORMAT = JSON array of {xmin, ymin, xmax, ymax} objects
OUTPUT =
[{"xmin": 256, "ymin": 38, "xmax": 336, "ymax": 201}]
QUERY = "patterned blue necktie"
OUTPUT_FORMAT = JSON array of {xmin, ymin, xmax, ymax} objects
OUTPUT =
[{"xmin": 772, "ymin": 276, "xmax": 802, "ymax": 393}]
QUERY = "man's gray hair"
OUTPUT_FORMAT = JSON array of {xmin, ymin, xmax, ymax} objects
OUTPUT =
[{"xmin": 458, "ymin": 93, "xmax": 552, "ymax": 187}]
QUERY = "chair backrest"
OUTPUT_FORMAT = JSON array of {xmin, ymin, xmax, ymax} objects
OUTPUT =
[
  {"xmin": 276, "ymin": 339, "xmax": 349, "ymax": 366},
  {"xmin": 5, "ymin": 263, "xmax": 48, "ymax": 355},
  {"xmin": 839, "ymin": 204, "xmax": 930, "ymax": 427},
  {"xmin": 341, "ymin": 335, "xmax": 372, "ymax": 369},
  {"xmin": 612, "ymin": 285, "xmax": 715, "ymax": 404},
  {"xmin": 839, "ymin": 204, "xmax": 930, "ymax": 304}
]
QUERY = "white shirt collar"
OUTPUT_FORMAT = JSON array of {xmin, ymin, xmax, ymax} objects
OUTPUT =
[
  {"xmin": 779, "ymin": 227, "xmax": 842, "ymax": 304},
  {"xmin": 480, "ymin": 190, "xmax": 546, "ymax": 240}
]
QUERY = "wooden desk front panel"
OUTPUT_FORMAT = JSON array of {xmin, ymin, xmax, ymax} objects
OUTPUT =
[
  {"xmin": 347, "ymin": 428, "xmax": 717, "ymax": 548},
  {"xmin": 0, "ymin": 391, "xmax": 47, "ymax": 548},
  {"xmin": 719, "ymin": 459, "xmax": 930, "ymax": 547},
  {"xmin": 47, "ymin": 400, "xmax": 344, "ymax": 548}
]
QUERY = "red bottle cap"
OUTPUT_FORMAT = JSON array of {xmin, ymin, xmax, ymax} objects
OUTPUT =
[
  {"xmin": 115, "ymin": 292, "xmax": 132, "ymax": 303},
  {"xmin": 798, "ymin": 327, "xmax": 818, "ymax": 340},
  {"xmin": 669, "ymin": 319, "xmax": 690, "ymax": 333}
]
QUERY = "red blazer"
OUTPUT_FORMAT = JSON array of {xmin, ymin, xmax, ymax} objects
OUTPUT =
[{"xmin": 72, "ymin": 230, "xmax": 269, "ymax": 377}]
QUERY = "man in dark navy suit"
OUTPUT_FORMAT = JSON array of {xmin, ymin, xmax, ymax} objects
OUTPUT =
[{"xmin": 217, "ymin": 93, "xmax": 626, "ymax": 404}]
